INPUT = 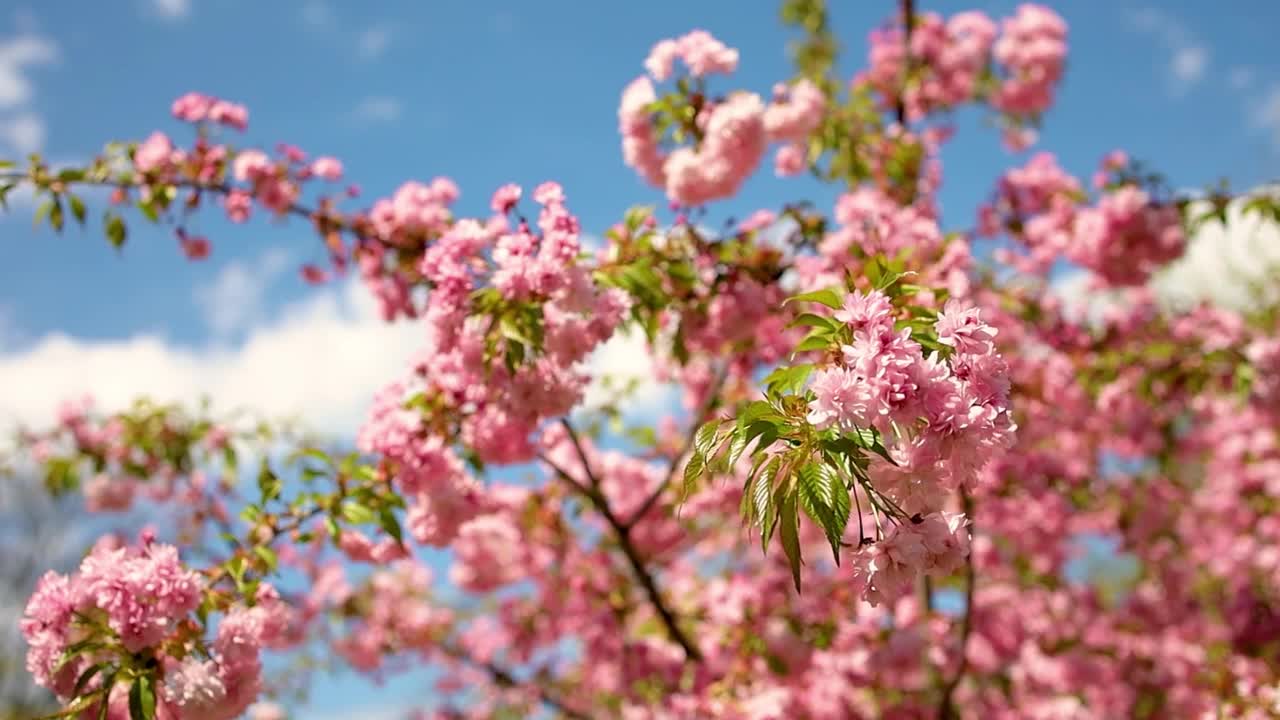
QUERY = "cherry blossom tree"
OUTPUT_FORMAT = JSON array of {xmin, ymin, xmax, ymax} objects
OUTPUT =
[{"xmin": 4, "ymin": 1, "xmax": 1280, "ymax": 718}]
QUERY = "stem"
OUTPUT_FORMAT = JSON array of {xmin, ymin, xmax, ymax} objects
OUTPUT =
[
  {"xmin": 541, "ymin": 425, "xmax": 704, "ymax": 663},
  {"xmin": 937, "ymin": 488, "xmax": 976, "ymax": 720},
  {"xmin": 896, "ymin": 0, "xmax": 916, "ymax": 126},
  {"xmin": 626, "ymin": 363, "xmax": 729, "ymax": 528}
]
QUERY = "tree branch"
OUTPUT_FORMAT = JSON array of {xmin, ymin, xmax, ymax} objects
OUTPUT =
[
  {"xmin": 439, "ymin": 643, "xmax": 589, "ymax": 720},
  {"xmin": 937, "ymin": 488, "xmax": 976, "ymax": 720},
  {"xmin": 541, "ymin": 424, "xmax": 704, "ymax": 663},
  {"xmin": 896, "ymin": 0, "xmax": 916, "ymax": 126},
  {"xmin": 0, "ymin": 171, "xmax": 372, "ymax": 245},
  {"xmin": 626, "ymin": 363, "xmax": 730, "ymax": 528}
]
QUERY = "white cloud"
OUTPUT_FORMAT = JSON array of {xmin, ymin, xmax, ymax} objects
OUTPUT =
[
  {"xmin": 0, "ymin": 32, "xmax": 57, "ymax": 109},
  {"xmin": 579, "ymin": 328, "xmax": 677, "ymax": 421},
  {"xmin": 1152, "ymin": 187, "xmax": 1280, "ymax": 312},
  {"xmin": 0, "ymin": 276, "xmax": 676, "ymax": 438},
  {"xmin": 351, "ymin": 96, "xmax": 401, "ymax": 124},
  {"xmin": 151, "ymin": 0, "xmax": 191, "ymax": 20},
  {"xmin": 1128, "ymin": 7, "xmax": 1209, "ymax": 94},
  {"xmin": 356, "ymin": 25, "xmax": 392, "ymax": 61},
  {"xmin": 1251, "ymin": 85, "xmax": 1280, "ymax": 151},
  {"xmin": 0, "ymin": 110, "xmax": 44, "ymax": 153},
  {"xmin": 194, "ymin": 248, "xmax": 291, "ymax": 337},
  {"xmin": 0, "ymin": 279, "xmax": 421, "ymax": 437},
  {"xmin": 301, "ymin": 1, "xmax": 334, "ymax": 29},
  {"xmin": 1170, "ymin": 46, "xmax": 1207, "ymax": 86}
]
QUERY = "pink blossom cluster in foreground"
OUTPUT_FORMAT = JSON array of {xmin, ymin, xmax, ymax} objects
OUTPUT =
[{"xmin": 23, "ymin": 534, "xmax": 295, "ymax": 720}]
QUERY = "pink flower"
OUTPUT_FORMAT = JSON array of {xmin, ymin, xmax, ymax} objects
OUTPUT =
[
  {"xmin": 935, "ymin": 300, "xmax": 999, "ymax": 355},
  {"xmin": 449, "ymin": 514, "xmax": 525, "ymax": 592},
  {"xmin": 134, "ymin": 131, "xmax": 175, "ymax": 174},
  {"xmin": 300, "ymin": 264, "xmax": 328, "ymax": 285},
  {"xmin": 763, "ymin": 79, "xmax": 826, "ymax": 142},
  {"xmin": 738, "ymin": 209, "xmax": 776, "ymax": 233},
  {"xmin": 774, "ymin": 143, "xmax": 807, "ymax": 177},
  {"xmin": 644, "ymin": 38, "xmax": 680, "ymax": 81},
  {"xmin": 677, "ymin": 30, "xmax": 739, "ymax": 77},
  {"xmin": 233, "ymin": 150, "xmax": 271, "ymax": 183},
  {"xmin": 309, "ymin": 156, "xmax": 343, "ymax": 181},
  {"xmin": 208, "ymin": 100, "xmax": 249, "ymax": 131},
  {"xmin": 490, "ymin": 183, "xmax": 522, "ymax": 214},
  {"xmin": 83, "ymin": 473, "xmax": 135, "ymax": 513},
  {"xmin": 662, "ymin": 92, "xmax": 766, "ymax": 206},
  {"xmin": 224, "ymin": 189, "xmax": 252, "ymax": 223},
  {"xmin": 180, "ymin": 233, "xmax": 211, "ymax": 260},
  {"xmin": 171, "ymin": 92, "xmax": 214, "ymax": 122},
  {"xmin": 161, "ymin": 657, "xmax": 227, "ymax": 719}
]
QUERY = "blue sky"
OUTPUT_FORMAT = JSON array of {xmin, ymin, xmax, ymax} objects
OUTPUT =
[{"xmin": 0, "ymin": 0, "xmax": 1277, "ymax": 717}]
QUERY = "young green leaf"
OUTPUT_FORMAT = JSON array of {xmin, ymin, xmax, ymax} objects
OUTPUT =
[
  {"xmin": 128, "ymin": 674, "xmax": 155, "ymax": 720},
  {"xmin": 784, "ymin": 287, "xmax": 843, "ymax": 310},
  {"xmin": 778, "ymin": 492, "xmax": 804, "ymax": 592}
]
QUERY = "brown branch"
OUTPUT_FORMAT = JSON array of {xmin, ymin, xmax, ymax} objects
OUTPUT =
[
  {"xmin": 540, "ymin": 425, "xmax": 703, "ymax": 663},
  {"xmin": 626, "ymin": 363, "xmax": 730, "ymax": 528},
  {"xmin": 439, "ymin": 643, "xmax": 589, "ymax": 720},
  {"xmin": 0, "ymin": 171, "xmax": 371, "ymax": 245},
  {"xmin": 896, "ymin": 0, "xmax": 916, "ymax": 126},
  {"xmin": 937, "ymin": 488, "xmax": 976, "ymax": 720}
]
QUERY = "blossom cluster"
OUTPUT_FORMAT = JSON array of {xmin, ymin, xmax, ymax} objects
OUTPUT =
[
  {"xmin": 356, "ymin": 183, "xmax": 629, "ymax": 549},
  {"xmin": 20, "ymin": 534, "xmax": 290, "ymax": 720},
  {"xmin": 863, "ymin": 3, "xmax": 1066, "ymax": 144},
  {"xmin": 804, "ymin": 290, "xmax": 1013, "ymax": 604},
  {"xmin": 619, "ymin": 30, "xmax": 831, "ymax": 206},
  {"xmin": 983, "ymin": 151, "xmax": 1186, "ymax": 284},
  {"xmin": 24, "ymin": 395, "xmax": 237, "ymax": 522}
]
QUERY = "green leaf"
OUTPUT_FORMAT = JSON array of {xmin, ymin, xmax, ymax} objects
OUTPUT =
[
  {"xmin": 755, "ymin": 456, "xmax": 781, "ymax": 552},
  {"xmin": 681, "ymin": 452, "xmax": 705, "ymax": 503},
  {"xmin": 72, "ymin": 663, "xmax": 111, "ymax": 696},
  {"xmin": 341, "ymin": 502, "xmax": 377, "ymax": 525},
  {"xmin": 625, "ymin": 425, "xmax": 658, "ymax": 448},
  {"xmin": 253, "ymin": 546, "xmax": 278, "ymax": 573},
  {"xmin": 778, "ymin": 492, "xmax": 803, "ymax": 592},
  {"xmin": 762, "ymin": 363, "xmax": 814, "ymax": 397},
  {"xmin": 128, "ymin": 674, "xmax": 155, "ymax": 720},
  {"xmin": 34, "ymin": 199, "xmax": 52, "ymax": 228},
  {"xmin": 794, "ymin": 332, "xmax": 833, "ymax": 353},
  {"xmin": 378, "ymin": 506, "xmax": 404, "ymax": 546},
  {"xmin": 68, "ymin": 194, "xmax": 86, "ymax": 225},
  {"xmin": 138, "ymin": 200, "xmax": 159, "ymax": 222},
  {"xmin": 49, "ymin": 198, "xmax": 64, "ymax": 231},
  {"xmin": 787, "ymin": 312, "xmax": 838, "ymax": 331},
  {"xmin": 105, "ymin": 213, "xmax": 127, "ymax": 248},
  {"xmin": 784, "ymin": 287, "xmax": 843, "ymax": 310},
  {"xmin": 257, "ymin": 462, "xmax": 282, "ymax": 503},
  {"xmin": 694, "ymin": 419, "xmax": 727, "ymax": 458},
  {"xmin": 796, "ymin": 463, "xmax": 851, "ymax": 563}
]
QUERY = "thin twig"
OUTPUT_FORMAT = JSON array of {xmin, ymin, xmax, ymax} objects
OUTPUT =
[
  {"xmin": 937, "ymin": 488, "xmax": 976, "ymax": 720},
  {"xmin": 541, "ymin": 434, "xmax": 704, "ymax": 663},
  {"xmin": 626, "ymin": 363, "xmax": 730, "ymax": 528}
]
